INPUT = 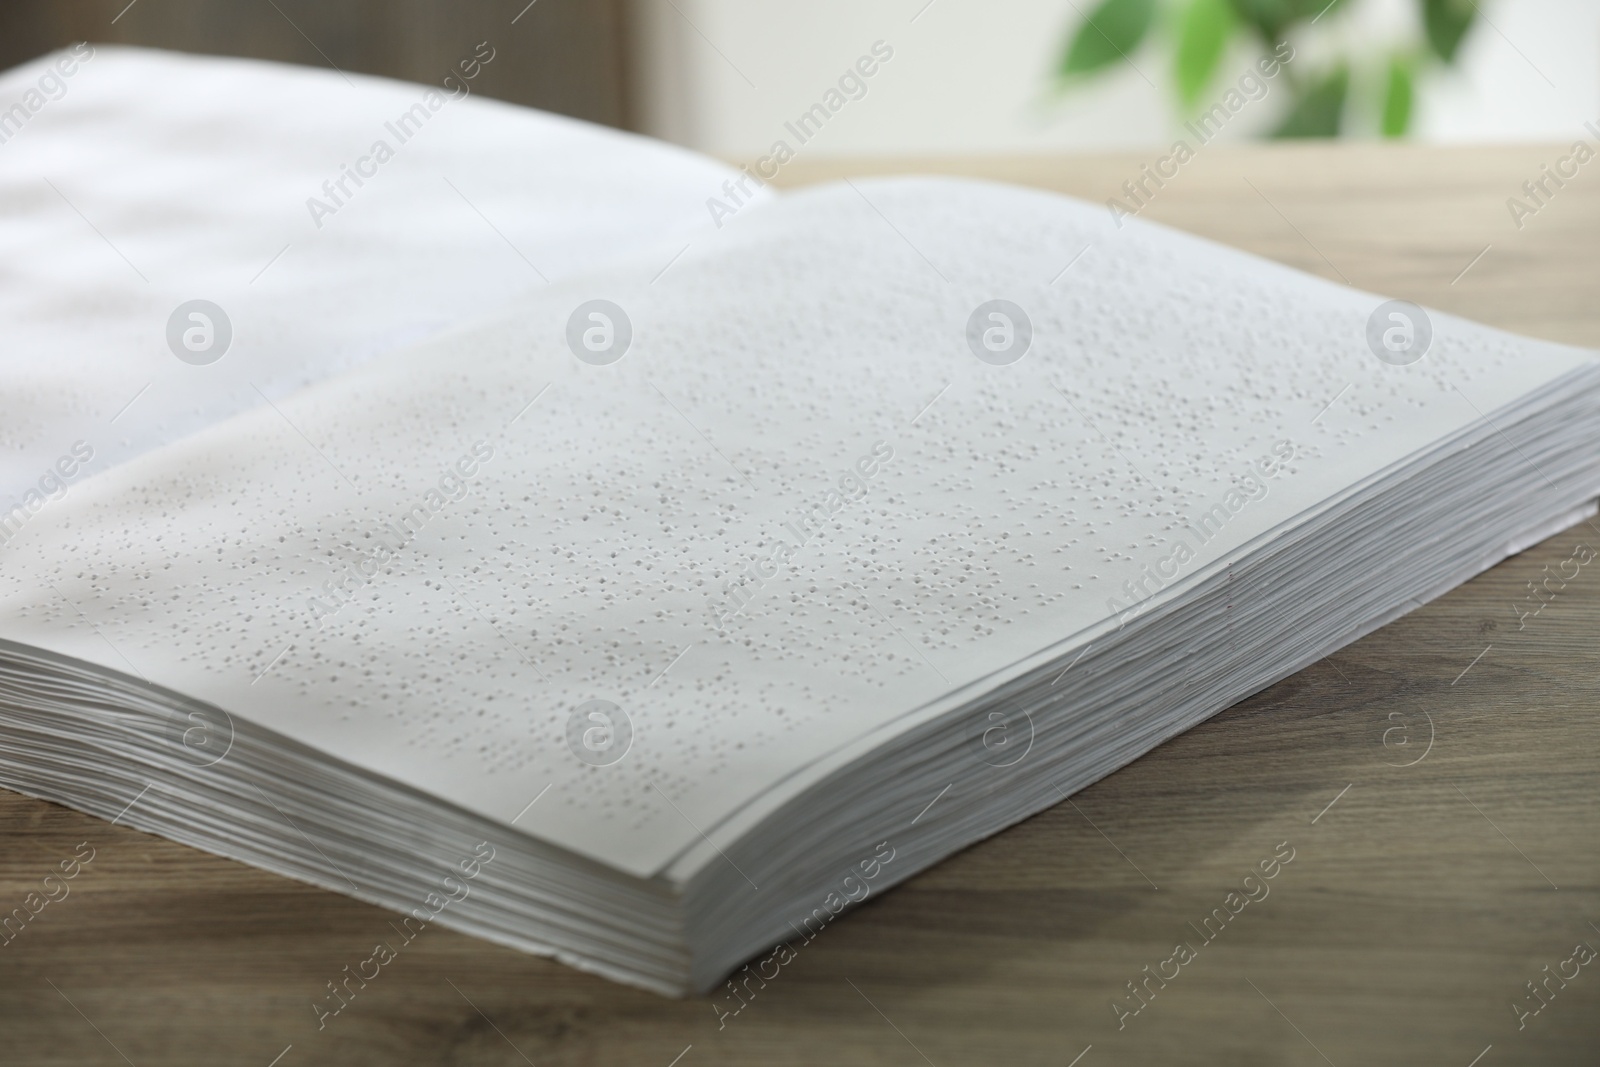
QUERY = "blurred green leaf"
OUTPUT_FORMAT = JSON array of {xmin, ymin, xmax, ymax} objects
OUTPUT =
[
  {"xmin": 1271, "ymin": 64, "xmax": 1348, "ymax": 137},
  {"xmin": 1227, "ymin": 0, "xmax": 1342, "ymax": 44},
  {"xmin": 1175, "ymin": 0, "xmax": 1237, "ymax": 107},
  {"xmin": 1380, "ymin": 56, "xmax": 1413, "ymax": 136},
  {"xmin": 1059, "ymin": 0, "xmax": 1158, "ymax": 78},
  {"xmin": 1422, "ymin": 0, "xmax": 1475, "ymax": 63}
]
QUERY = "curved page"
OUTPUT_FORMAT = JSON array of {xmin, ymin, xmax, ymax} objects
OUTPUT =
[
  {"xmin": 0, "ymin": 46, "xmax": 749, "ymax": 503},
  {"xmin": 0, "ymin": 177, "xmax": 1592, "ymax": 878}
]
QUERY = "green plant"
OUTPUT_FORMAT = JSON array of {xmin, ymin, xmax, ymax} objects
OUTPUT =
[{"xmin": 1057, "ymin": 0, "xmax": 1477, "ymax": 137}]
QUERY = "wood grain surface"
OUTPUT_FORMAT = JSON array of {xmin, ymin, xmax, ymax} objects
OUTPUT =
[{"xmin": 4, "ymin": 142, "xmax": 1598, "ymax": 1066}]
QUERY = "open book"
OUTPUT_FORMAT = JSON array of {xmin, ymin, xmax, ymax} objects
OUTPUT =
[{"xmin": 3, "ymin": 49, "xmax": 1598, "ymax": 998}]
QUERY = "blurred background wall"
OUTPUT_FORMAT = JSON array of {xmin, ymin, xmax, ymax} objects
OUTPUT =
[
  {"xmin": 630, "ymin": 0, "xmax": 1600, "ymax": 154},
  {"xmin": 0, "ymin": 0, "xmax": 633, "ymax": 128},
  {"xmin": 1, "ymin": 0, "xmax": 1595, "ymax": 152}
]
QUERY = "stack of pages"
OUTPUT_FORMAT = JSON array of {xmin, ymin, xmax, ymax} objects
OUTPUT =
[{"xmin": 3, "ymin": 49, "xmax": 1598, "ymax": 997}]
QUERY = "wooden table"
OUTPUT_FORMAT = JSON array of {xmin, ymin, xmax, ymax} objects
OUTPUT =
[{"xmin": 5, "ymin": 143, "xmax": 1598, "ymax": 1066}]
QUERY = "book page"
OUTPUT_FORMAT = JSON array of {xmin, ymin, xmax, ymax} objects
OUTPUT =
[
  {"xmin": 0, "ymin": 177, "xmax": 1591, "ymax": 878},
  {"xmin": 0, "ymin": 46, "xmax": 745, "ymax": 504}
]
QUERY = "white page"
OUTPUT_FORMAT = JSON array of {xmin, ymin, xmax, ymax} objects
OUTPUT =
[
  {"xmin": 0, "ymin": 177, "xmax": 1591, "ymax": 879},
  {"xmin": 0, "ymin": 46, "xmax": 753, "ymax": 505}
]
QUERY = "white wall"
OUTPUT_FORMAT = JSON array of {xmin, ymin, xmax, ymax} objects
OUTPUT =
[{"xmin": 629, "ymin": 0, "xmax": 1600, "ymax": 155}]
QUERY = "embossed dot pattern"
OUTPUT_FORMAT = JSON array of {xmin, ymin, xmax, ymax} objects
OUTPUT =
[{"xmin": 0, "ymin": 177, "xmax": 1571, "ymax": 872}]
